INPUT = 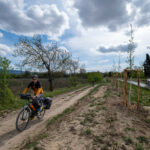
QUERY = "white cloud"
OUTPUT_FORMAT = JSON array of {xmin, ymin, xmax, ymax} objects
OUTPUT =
[
  {"xmin": 98, "ymin": 59, "xmax": 109, "ymax": 64},
  {"xmin": 0, "ymin": 0, "xmax": 69, "ymax": 39},
  {"xmin": 0, "ymin": 43, "xmax": 12, "ymax": 56}
]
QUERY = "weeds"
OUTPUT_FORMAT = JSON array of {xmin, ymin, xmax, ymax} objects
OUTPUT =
[
  {"xmin": 134, "ymin": 143, "xmax": 144, "ymax": 150},
  {"xmin": 122, "ymin": 136, "xmax": 134, "ymax": 145},
  {"xmin": 124, "ymin": 127, "xmax": 135, "ymax": 132},
  {"xmin": 136, "ymin": 136, "xmax": 148, "ymax": 144},
  {"xmin": 25, "ymin": 141, "xmax": 38, "ymax": 149},
  {"xmin": 145, "ymin": 118, "xmax": 150, "ymax": 124},
  {"xmin": 80, "ymin": 128, "xmax": 92, "ymax": 136},
  {"xmin": 101, "ymin": 145, "xmax": 108, "ymax": 150},
  {"xmin": 93, "ymin": 135, "xmax": 104, "ymax": 145},
  {"xmin": 106, "ymin": 117, "xmax": 115, "ymax": 123}
]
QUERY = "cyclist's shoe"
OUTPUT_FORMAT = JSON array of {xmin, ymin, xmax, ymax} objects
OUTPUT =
[
  {"xmin": 30, "ymin": 116, "xmax": 35, "ymax": 120},
  {"xmin": 30, "ymin": 112, "xmax": 35, "ymax": 120}
]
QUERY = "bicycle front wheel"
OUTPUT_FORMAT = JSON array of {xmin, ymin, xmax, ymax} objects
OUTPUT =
[
  {"xmin": 16, "ymin": 108, "xmax": 30, "ymax": 132},
  {"xmin": 37, "ymin": 106, "xmax": 45, "ymax": 120}
]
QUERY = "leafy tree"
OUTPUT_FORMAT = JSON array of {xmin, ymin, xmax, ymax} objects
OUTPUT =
[
  {"xmin": 0, "ymin": 56, "xmax": 14, "ymax": 104},
  {"xmin": 87, "ymin": 72, "xmax": 103, "ymax": 84},
  {"xmin": 14, "ymin": 36, "xmax": 71, "ymax": 91},
  {"xmin": 143, "ymin": 54, "xmax": 150, "ymax": 77}
]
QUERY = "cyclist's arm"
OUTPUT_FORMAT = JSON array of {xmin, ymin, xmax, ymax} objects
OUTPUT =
[
  {"xmin": 35, "ymin": 88, "xmax": 43, "ymax": 96},
  {"xmin": 23, "ymin": 82, "xmax": 31, "ymax": 94}
]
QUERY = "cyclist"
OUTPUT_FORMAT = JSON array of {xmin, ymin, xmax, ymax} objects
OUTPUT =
[{"xmin": 23, "ymin": 75, "xmax": 43, "ymax": 114}]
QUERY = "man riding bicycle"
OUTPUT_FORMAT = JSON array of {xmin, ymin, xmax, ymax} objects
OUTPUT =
[{"xmin": 23, "ymin": 75, "xmax": 43, "ymax": 114}]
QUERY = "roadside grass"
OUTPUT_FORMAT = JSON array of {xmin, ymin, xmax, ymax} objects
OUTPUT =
[
  {"xmin": 119, "ymin": 82, "xmax": 150, "ymax": 106},
  {"xmin": 44, "ymin": 84, "xmax": 88, "ymax": 97},
  {"xmin": 129, "ymin": 84, "xmax": 150, "ymax": 106},
  {"xmin": 117, "ymin": 80, "xmax": 150, "ymax": 106},
  {"xmin": 0, "ymin": 84, "xmax": 88, "ymax": 113},
  {"xmin": 0, "ymin": 99, "xmax": 26, "ymax": 112}
]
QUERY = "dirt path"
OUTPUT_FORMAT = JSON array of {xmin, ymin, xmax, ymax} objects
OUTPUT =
[
  {"xmin": 26, "ymin": 85, "xmax": 150, "ymax": 150},
  {"xmin": 0, "ymin": 86, "xmax": 93, "ymax": 150}
]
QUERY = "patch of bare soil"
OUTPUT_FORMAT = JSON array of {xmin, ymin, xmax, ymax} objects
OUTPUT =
[
  {"xmin": 24, "ymin": 85, "xmax": 150, "ymax": 150},
  {"xmin": 0, "ymin": 86, "xmax": 93, "ymax": 150}
]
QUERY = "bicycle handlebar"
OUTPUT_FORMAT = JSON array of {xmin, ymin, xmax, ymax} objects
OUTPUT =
[{"xmin": 20, "ymin": 94, "xmax": 32, "ymax": 100}]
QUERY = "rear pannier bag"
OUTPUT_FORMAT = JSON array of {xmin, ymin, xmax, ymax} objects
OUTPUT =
[{"xmin": 44, "ymin": 97, "xmax": 52, "ymax": 109}]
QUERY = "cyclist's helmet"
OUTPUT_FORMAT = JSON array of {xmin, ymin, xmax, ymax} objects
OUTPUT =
[{"xmin": 32, "ymin": 75, "xmax": 38, "ymax": 79}]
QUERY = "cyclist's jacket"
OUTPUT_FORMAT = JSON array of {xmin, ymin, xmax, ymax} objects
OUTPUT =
[{"xmin": 23, "ymin": 81, "xmax": 43, "ymax": 96}]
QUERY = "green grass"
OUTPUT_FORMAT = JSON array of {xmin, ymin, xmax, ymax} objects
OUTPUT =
[
  {"xmin": 0, "ymin": 99, "xmax": 26, "ymax": 112},
  {"xmin": 118, "ymin": 80, "xmax": 150, "ymax": 106},
  {"xmin": 44, "ymin": 84, "xmax": 88, "ymax": 97}
]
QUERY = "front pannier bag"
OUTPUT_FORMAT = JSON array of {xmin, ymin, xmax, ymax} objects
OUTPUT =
[{"xmin": 44, "ymin": 97, "xmax": 52, "ymax": 109}]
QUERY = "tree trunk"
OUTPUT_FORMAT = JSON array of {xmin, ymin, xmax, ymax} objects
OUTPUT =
[{"xmin": 48, "ymin": 71, "xmax": 53, "ymax": 91}]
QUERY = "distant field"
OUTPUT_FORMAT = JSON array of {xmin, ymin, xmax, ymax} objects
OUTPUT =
[{"xmin": 8, "ymin": 78, "xmax": 87, "ymax": 95}]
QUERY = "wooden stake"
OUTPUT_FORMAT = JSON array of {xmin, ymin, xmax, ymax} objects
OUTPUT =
[
  {"xmin": 137, "ymin": 70, "xmax": 140, "ymax": 109},
  {"xmin": 123, "ymin": 70, "xmax": 128, "ymax": 106}
]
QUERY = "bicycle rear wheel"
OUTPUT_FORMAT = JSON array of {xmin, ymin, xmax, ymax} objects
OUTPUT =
[{"xmin": 16, "ymin": 108, "xmax": 30, "ymax": 132}]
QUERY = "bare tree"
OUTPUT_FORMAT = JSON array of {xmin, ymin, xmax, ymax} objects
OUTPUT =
[
  {"xmin": 14, "ymin": 36, "xmax": 71, "ymax": 91},
  {"xmin": 80, "ymin": 64, "xmax": 86, "ymax": 74},
  {"xmin": 69, "ymin": 59, "xmax": 79, "ymax": 75}
]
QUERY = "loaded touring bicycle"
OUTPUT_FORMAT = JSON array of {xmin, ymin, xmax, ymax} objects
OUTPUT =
[{"xmin": 16, "ymin": 94, "xmax": 52, "ymax": 132}]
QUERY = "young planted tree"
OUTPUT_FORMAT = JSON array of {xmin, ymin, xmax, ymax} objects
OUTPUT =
[
  {"xmin": 117, "ymin": 52, "xmax": 121, "ymax": 91},
  {"xmin": 14, "ymin": 36, "xmax": 71, "ymax": 91},
  {"xmin": 127, "ymin": 24, "xmax": 135, "ymax": 104}
]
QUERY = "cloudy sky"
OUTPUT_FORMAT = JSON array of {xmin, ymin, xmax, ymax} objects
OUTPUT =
[{"xmin": 0, "ymin": 0, "xmax": 150, "ymax": 72}]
